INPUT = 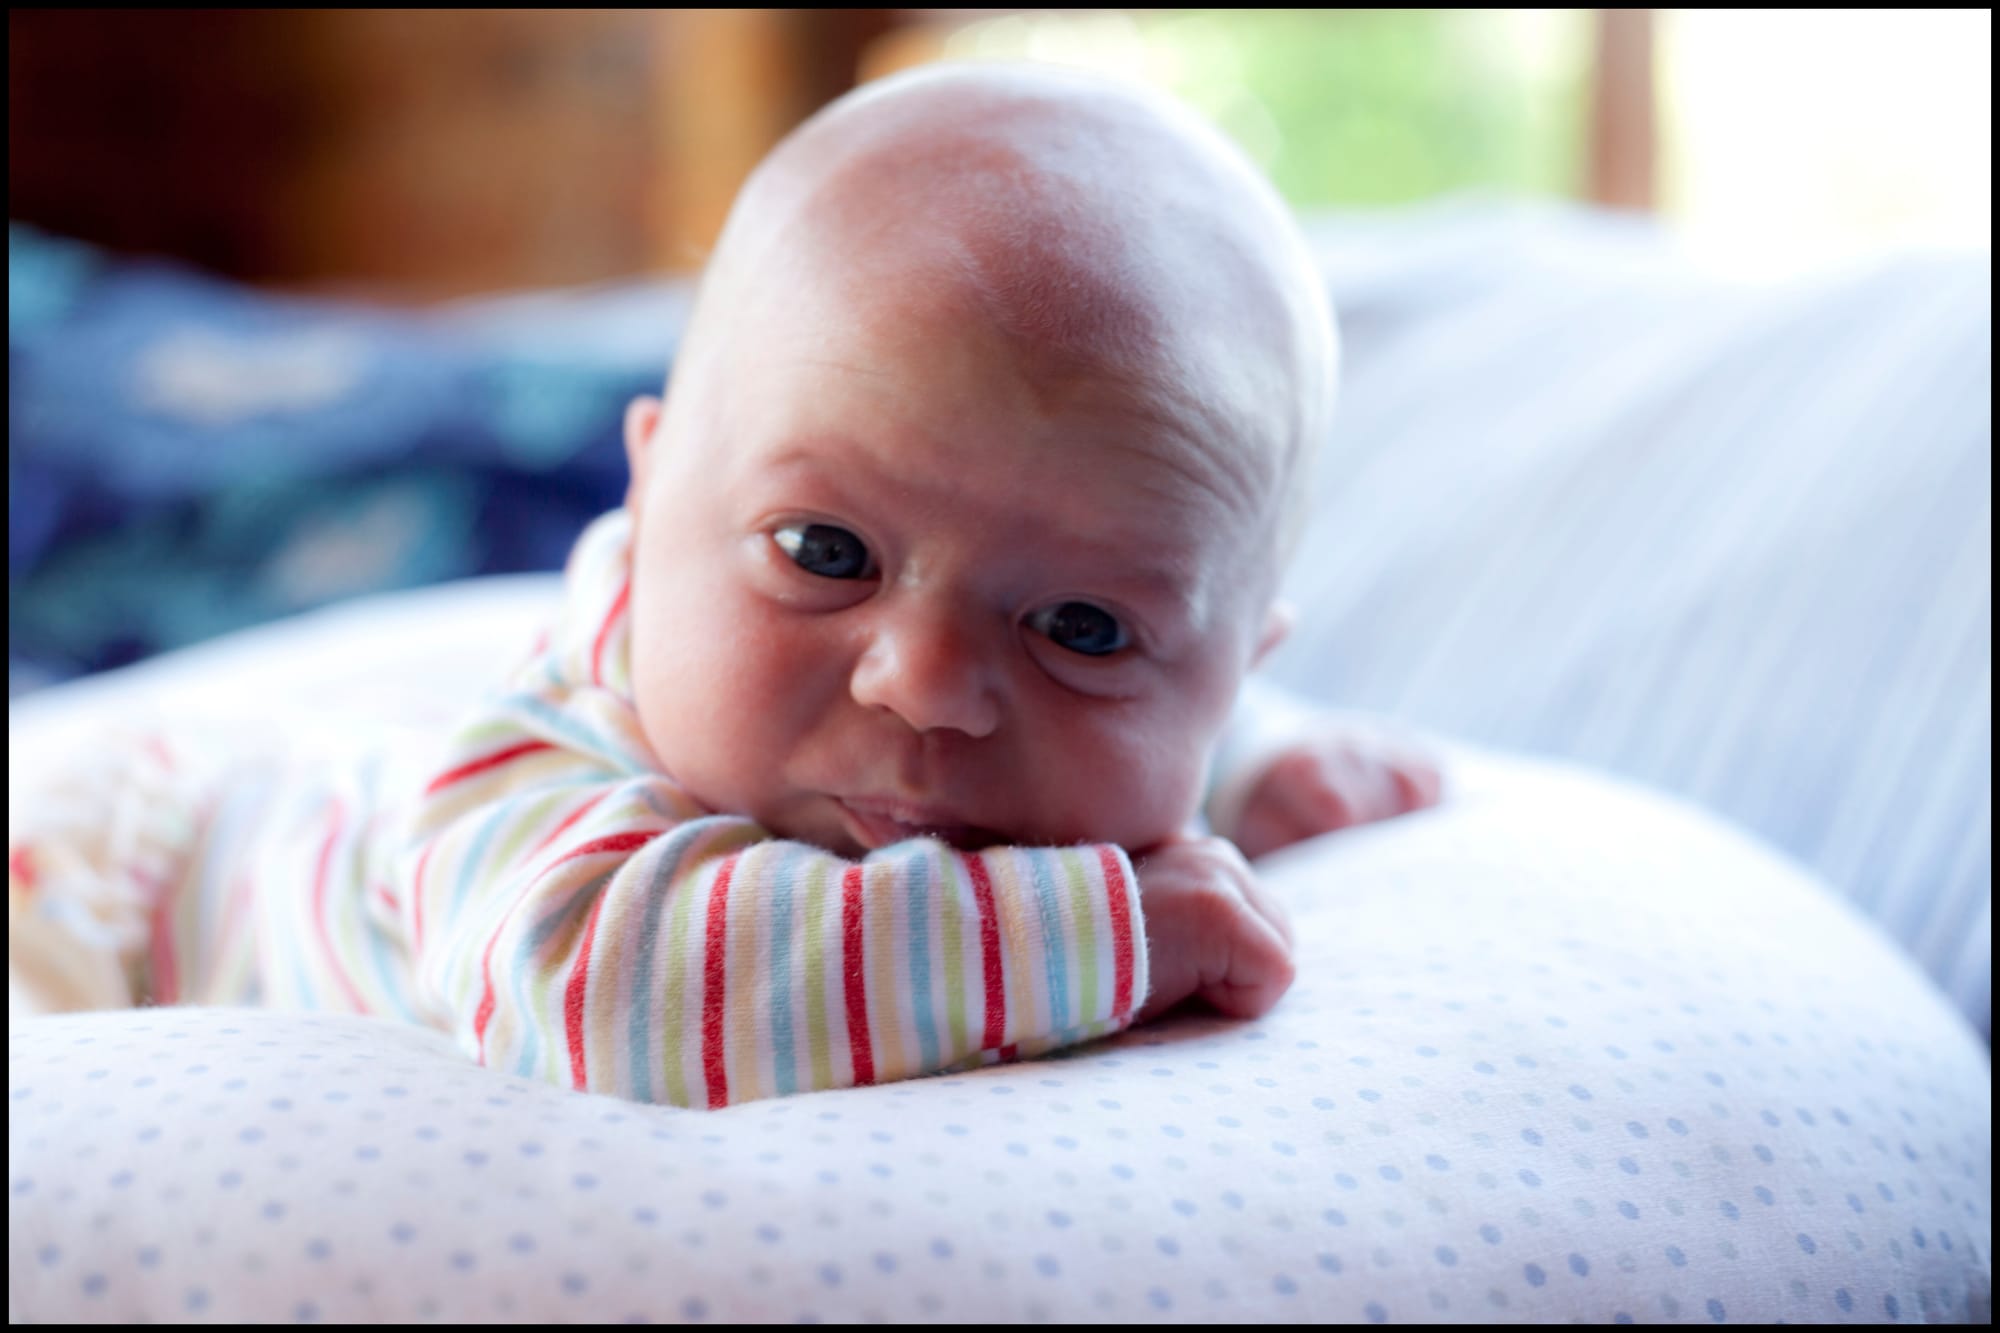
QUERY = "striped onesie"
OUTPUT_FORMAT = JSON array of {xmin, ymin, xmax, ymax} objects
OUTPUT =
[{"xmin": 7, "ymin": 509, "xmax": 1148, "ymax": 1109}]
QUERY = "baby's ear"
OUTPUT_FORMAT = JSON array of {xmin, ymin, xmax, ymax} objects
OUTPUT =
[
  {"xmin": 622, "ymin": 395, "xmax": 666, "ymax": 515},
  {"xmin": 1252, "ymin": 598, "xmax": 1295, "ymax": 670}
]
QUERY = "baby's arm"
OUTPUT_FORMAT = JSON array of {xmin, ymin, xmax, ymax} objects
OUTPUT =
[{"xmin": 400, "ymin": 757, "xmax": 1151, "ymax": 1107}]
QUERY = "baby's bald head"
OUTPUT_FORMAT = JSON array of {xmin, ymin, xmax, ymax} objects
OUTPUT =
[
  {"xmin": 670, "ymin": 62, "xmax": 1336, "ymax": 571},
  {"xmin": 621, "ymin": 66, "xmax": 1337, "ymax": 851}
]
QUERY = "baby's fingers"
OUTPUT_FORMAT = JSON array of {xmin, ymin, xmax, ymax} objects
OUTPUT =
[
  {"xmin": 1240, "ymin": 861, "xmax": 1296, "ymax": 952},
  {"xmin": 1307, "ymin": 738, "xmax": 1444, "ymax": 826},
  {"xmin": 1198, "ymin": 903, "xmax": 1295, "ymax": 1020},
  {"xmin": 1201, "ymin": 850, "xmax": 1296, "ymax": 1018},
  {"xmin": 1389, "ymin": 745, "xmax": 1445, "ymax": 810},
  {"xmin": 1271, "ymin": 747, "xmax": 1378, "ymax": 833}
]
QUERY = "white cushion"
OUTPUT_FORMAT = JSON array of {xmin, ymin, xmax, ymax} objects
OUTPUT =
[
  {"xmin": 1276, "ymin": 204, "xmax": 1991, "ymax": 1037},
  {"xmin": 7, "ymin": 580, "xmax": 1992, "ymax": 1322}
]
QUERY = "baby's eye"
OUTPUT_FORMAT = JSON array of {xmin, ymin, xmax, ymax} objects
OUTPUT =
[
  {"xmin": 1028, "ymin": 601, "xmax": 1129, "ymax": 657},
  {"xmin": 774, "ymin": 523, "xmax": 874, "ymax": 580}
]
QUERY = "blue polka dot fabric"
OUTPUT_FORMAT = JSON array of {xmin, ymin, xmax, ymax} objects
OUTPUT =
[{"xmin": 9, "ymin": 750, "xmax": 1991, "ymax": 1322}]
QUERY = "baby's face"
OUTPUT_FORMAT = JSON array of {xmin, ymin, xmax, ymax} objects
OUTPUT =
[{"xmin": 622, "ymin": 280, "xmax": 1287, "ymax": 857}]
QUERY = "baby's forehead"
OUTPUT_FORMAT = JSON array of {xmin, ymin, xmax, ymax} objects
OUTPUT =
[
  {"xmin": 689, "ymin": 65, "xmax": 1335, "ymax": 559},
  {"xmin": 762, "ymin": 73, "xmax": 1286, "ymax": 354}
]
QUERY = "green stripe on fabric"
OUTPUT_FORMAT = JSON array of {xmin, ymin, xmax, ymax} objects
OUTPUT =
[
  {"xmin": 940, "ymin": 853, "xmax": 968, "ymax": 1060},
  {"xmin": 801, "ymin": 859, "xmax": 834, "ymax": 1092},
  {"xmin": 1062, "ymin": 848, "xmax": 1100, "ymax": 1023},
  {"xmin": 484, "ymin": 787, "xmax": 569, "ymax": 878},
  {"xmin": 660, "ymin": 847, "xmax": 701, "ymax": 1108},
  {"xmin": 454, "ymin": 717, "xmax": 524, "ymax": 750}
]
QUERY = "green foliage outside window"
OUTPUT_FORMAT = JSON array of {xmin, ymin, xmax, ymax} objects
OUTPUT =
[{"xmin": 944, "ymin": 9, "xmax": 1593, "ymax": 209}]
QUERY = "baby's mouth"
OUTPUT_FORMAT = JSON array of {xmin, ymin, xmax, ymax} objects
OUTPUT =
[{"xmin": 834, "ymin": 797, "xmax": 999, "ymax": 853}]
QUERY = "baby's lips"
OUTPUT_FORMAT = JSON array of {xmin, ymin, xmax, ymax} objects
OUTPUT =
[{"xmin": 834, "ymin": 795, "xmax": 1002, "ymax": 852}]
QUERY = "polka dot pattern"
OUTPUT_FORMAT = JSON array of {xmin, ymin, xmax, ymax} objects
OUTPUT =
[{"xmin": 8, "ymin": 752, "xmax": 1991, "ymax": 1322}]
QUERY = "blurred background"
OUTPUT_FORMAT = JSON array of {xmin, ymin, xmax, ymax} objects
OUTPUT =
[
  {"xmin": 7, "ymin": 10, "xmax": 1991, "ymax": 1033},
  {"xmin": 10, "ymin": 10, "xmax": 1991, "ymax": 301},
  {"xmin": 8, "ymin": 7, "xmax": 1989, "ymax": 686}
]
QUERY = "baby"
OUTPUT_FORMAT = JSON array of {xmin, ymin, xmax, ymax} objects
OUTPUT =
[{"xmin": 7, "ymin": 64, "xmax": 1439, "ymax": 1106}]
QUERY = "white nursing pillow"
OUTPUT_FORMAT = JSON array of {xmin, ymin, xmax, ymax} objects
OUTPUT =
[{"xmin": 8, "ymin": 579, "xmax": 1992, "ymax": 1322}]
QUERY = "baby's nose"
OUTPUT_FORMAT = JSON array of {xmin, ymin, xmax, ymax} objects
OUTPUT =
[{"xmin": 848, "ymin": 601, "xmax": 1002, "ymax": 739}]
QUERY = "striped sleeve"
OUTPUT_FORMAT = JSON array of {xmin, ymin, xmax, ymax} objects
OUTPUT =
[
  {"xmin": 390, "ymin": 508, "xmax": 1149, "ymax": 1108},
  {"xmin": 401, "ymin": 761, "xmax": 1147, "ymax": 1108}
]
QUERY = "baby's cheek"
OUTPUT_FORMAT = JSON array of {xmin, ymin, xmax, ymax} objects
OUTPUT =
[
  {"xmin": 625, "ymin": 609, "xmax": 698, "ymax": 772},
  {"xmin": 629, "ymin": 590, "xmax": 753, "ymax": 779},
  {"xmin": 1057, "ymin": 713, "xmax": 1209, "ymax": 849}
]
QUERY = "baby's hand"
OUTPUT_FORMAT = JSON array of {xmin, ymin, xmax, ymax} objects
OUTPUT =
[
  {"xmin": 1231, "ymin": 727, "xmax": 1444, "ymax": 862},
  {"xmin": 1133, "ymin": 834, "xmax": 1295, "ymax": 1025}
]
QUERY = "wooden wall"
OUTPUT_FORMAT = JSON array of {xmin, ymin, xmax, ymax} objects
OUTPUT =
[
  {"xmin": 8, "ymin": 9, "xmax": 893, "ymax": 301},
  {"xmin": 9, "ymin": 10, "xmax": 1647, "ymax": 301}
]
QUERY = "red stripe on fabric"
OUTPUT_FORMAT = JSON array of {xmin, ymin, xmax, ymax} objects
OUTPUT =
[
  {"xmin": 310, "ymin": 799, "xmax": 368, "ymax": 1012},
  {"xmin": 592, "ymin": 577, "xmax": 631, "ymax": 687},
  {"xmin": 700, "ymin": 854, "xmax": 739, "ymax": 1109},
  {"xmin": 564, "ymin": 886, "xmax": 612, "ymax": 1091},
  {"xmin": 552, "ymin": 830, "xmax": 655, "ymax": 867},
  {"xmin": 144, "ymin": 735, "xmax": 175, "ymax": 772},
  {"xmin": 373, "ymin": 884, "xmax": 398, "ymax": 913},
  {"xmin": 1099, "ymin": 846, "xmax": 1135, "ymax": 1018},
  {"xmin": 138, "ymin": 869, "xmax": 178, "ymax": 1006},
  {"xmin": 1000, "ymin": 1043, "xmax": 1019, "ymax": 1062},
  {"xmin": 966, "ymin": 854, "xmax": 1006, "ymax": 1049},
  {"xmin": 9, "ymin": 845, "xmax": 38, "ymax": 893},
  {"xmin": 472, "ymin": 824, "xmax": 652, "ymax": 1064},
  {"xmin": 528, "ymin": 790, "xmax": 611, "ymax": 863},
  {"xmin": 424, "ymin": 740, "xmax": 556, "ymax": 796},
  {"xmin": 472, "ymin": 829, "xmax": 654, "ymax": 1069},
  {"xmin": 207, "ymin": 871, "xmax": 258, "ymax": 979},
  {"xmin": 472, "ymin": 923, "xmax": 500, "ymax": 1060},
  {"xmin": 841, "ymin": 865, "xmax": 876, "ymax": 1086}
]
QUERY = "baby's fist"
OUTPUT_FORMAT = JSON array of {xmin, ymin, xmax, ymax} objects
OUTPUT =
[
  {"xmin": 1232, "ymin": 728, "xmax": 1444, "ymax": 862},
  {"xmin": 1133, "ymin": 834, "xmax": 1295, "ymax": 1026}
]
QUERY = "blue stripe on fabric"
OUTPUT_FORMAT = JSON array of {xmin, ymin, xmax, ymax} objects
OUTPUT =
[
  {"xmin": 903, "ymin": 851, "xmax": 940, "ymax": 1073},
  {"xmin": 769, "ymin": 847, "xmax": 800, "ymax": 1097},
  {"xmin": 449, "ymin": 800, "xmax": 517, "ymax": 923},
  {"xmin": 502, "ymin": 692, "xmax": 653, "ymax": 775},
  {"xmin": 1027, "ymin": 853, "xmax": 1070, "ymax": 1035},
  {"xmin": 348, "ymin": 759, "xmax": 422, "ymax": 1022}
]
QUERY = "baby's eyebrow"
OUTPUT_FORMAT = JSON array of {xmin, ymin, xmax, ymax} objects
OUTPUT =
[
  {"xmin": 763, "ymin": 440, "xmax": 846, "ymax": 469},
  {"xmin": 1007, "ymin": 526, "xmax": 1209, "ymax": 627},
  {"xmin": 1103, "ymin": 565, "xmax": 1208, "ymax": 630},
  {"xmin": 795, "ymin": 355, "xmax": 892, "ymax": 383},
  {"xmin": 757, "ymin": 441, "xmax": 1210, "ymax": 617}
]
